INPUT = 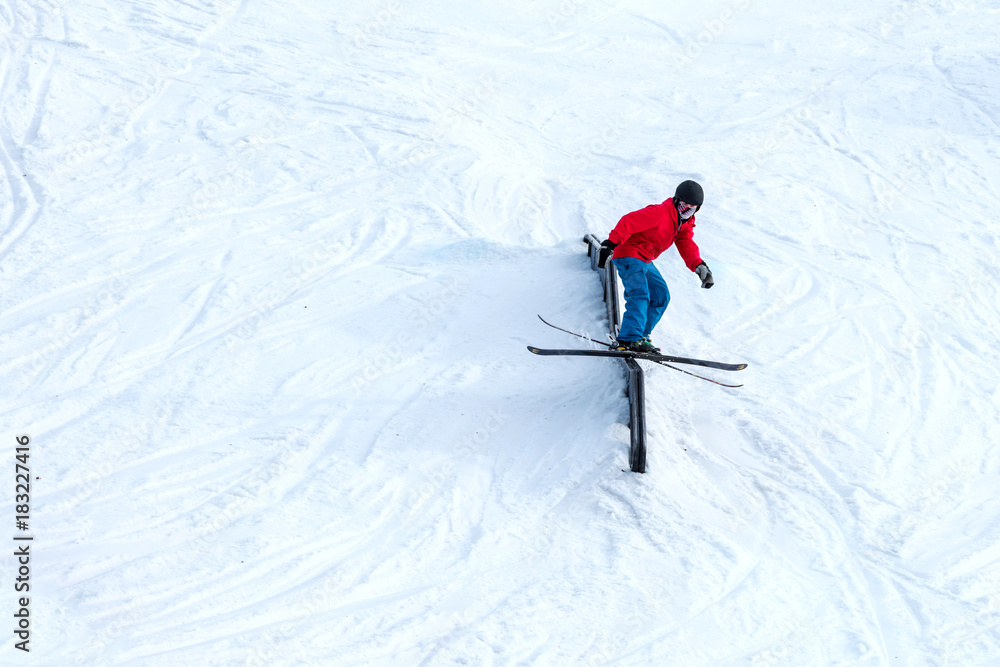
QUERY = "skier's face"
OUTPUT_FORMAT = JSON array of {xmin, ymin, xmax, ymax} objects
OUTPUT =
[{"xmin": 677, "ymin": 200, "xmax": 698, "ymax": 220}]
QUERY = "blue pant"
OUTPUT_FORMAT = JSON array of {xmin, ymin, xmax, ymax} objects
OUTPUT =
[{"xmin": 612, "ymin": 257, "xmax": 670, "ymax": 342}]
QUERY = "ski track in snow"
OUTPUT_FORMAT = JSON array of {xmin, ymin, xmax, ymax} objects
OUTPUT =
[{"xmin": 1, "ymin": 0, "xmax": 1000, "ymax": 664}]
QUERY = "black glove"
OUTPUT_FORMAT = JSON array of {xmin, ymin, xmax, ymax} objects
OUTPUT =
[
  {"xmin": 695, "ymin": 262, "xmax": 714, "ymax": 288},
  {"xmin": 598, "ymin": 239, "xmax": 616, "ymax": 269}
]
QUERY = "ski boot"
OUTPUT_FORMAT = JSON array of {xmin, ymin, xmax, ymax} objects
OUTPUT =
[{"xmin": 612, "ymin": 338, "xmax": 659, "ymax": 354}]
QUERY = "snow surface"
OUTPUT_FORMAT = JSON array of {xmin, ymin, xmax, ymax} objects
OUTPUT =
[{"xmin": 2, "ymin": 0, "xmax": 1000, "ymax": 664}]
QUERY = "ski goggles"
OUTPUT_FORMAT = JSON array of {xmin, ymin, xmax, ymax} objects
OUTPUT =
[{"xmin": 677, "ymin": 201, "xmax": 698, "ymax": 219}]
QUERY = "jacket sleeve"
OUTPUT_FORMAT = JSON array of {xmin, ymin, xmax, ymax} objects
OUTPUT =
[
  {"xmin": 608, "ymin": 205, "xmax": 662, "ymax": 245},
  {"xmin": 674, "ymin": 223, "xmax": 703, "ymax": 271}
]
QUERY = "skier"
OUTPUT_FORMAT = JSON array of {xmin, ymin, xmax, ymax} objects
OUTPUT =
[{"xmin": 597, "ymin": 180, "xmax": 714, "ymax": 354}]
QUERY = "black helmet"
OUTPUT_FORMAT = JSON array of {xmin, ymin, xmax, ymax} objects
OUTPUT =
[{"xmin": 674, "ymin": 180, "xmax": 704, "ymax": 209}]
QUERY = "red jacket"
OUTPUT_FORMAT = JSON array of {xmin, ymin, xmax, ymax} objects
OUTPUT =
[{"xmin": 608, "ymin": 198, "xmax": 703, "ymax": 270}]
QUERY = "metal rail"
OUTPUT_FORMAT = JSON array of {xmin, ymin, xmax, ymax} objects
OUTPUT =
[{"xmin": 583, "ymin": 235, "xmax": 646, "ymax": 473}]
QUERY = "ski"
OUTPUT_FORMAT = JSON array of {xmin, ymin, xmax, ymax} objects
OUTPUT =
[
  {"xmin": 537, "ymin": 314, "xmax": 614, "ymax": 348},
  {"xmin": 534, "ymin": 316, "xmax": 748, "ymax": 370},
  {"xmin": 526, "ymin": 346, "xmax": 748, "ymax": 372},
  {"xmin": 653, "ymin": 362, "xmax": 744, "ymax": 388},
  {"xmin": 528, "ymin": 345, "xmax": 744, "ymax": 387}
]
